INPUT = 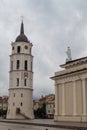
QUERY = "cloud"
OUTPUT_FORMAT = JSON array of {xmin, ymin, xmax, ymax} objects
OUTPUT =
[{"xmin": 0, "ymin": 0, "xmax": 87, "ymax": 99}]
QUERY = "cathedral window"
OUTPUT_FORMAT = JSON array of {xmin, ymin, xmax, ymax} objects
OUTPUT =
[
  {"xmin": 16, "ymin": 60, "xmax": 20, "ymax": 69},
  {"xmin": 17, "ymin": 46, "xmax": 21, "ymax": 53},
  {"xmin": 24, "ymin": 79, "xmax": 27, "ymax": 86},
  {"xmin": 24, "ymin": 60, "xmax": 27, "ymax": 70},
  {"xmin": 17, "ymin": 78, "xmax": 19, "ymax": 86}
]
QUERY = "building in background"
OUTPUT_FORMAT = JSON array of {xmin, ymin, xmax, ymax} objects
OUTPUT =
[
  {"xmin": 2, "ymin": 96, "xmax": 8, "ymax": 110},
  {"xmin": 33, "ymin": 100, "xmax": 39, "ymax": 111},
  {"xmin": 0, "ymin": 96, "xmax": 8, "ymax": 110},
  {"xmin": 7, "ymin": 21, "xmax": 34, "ymax": 119},
  {"xmin": 46, "ymin": 95, "xmax": 55, "ymax": 119},
  {"xmin": 33, "ymin": 94, "xmax": 55, "ymax": 119}
]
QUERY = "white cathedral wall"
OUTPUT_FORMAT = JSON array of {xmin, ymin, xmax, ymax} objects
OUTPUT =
[{"xmin": 54, "ymin": 74, "xmax": 87, "ymax": 122}]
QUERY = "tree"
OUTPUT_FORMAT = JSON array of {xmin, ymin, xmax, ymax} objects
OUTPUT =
[{"xmin": 34, "ymin": 103, "xmax": 46, "ymax": 118}]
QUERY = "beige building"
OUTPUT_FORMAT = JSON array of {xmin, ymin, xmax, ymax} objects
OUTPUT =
[
  {"xmin": 2, "ymin": 96, "xmax": 8, "ymax": 110},
  {"xmin": 51, "ymin": 56, "xmax": 87, "ymax": 122},
  {"xmin": 0, "ymin": 99, "xmax": 3, "ymax": 110},
  {"xmin": 7, "ymin": 21, "xmax": 34, "ymax": 119},
  {"xmin": 0, "ymin": 96, "xmax": 8, "ymax": 110},
  {"xmin": 46, "ymin": 98, "xmax": 55, "ymax": 118},
  {"xmin": 38, "ymin": 94, "xmax": 55, "ymax": 118},
  {"xmin": 33, "ymin": 100, "xmax": 39, "ymax": 111}
]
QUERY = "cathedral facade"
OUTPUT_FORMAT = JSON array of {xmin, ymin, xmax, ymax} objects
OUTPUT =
[
  {"xmin": 51, "ymin": 56, "xmax": 87, "ymax": 122},
  {"xmin": 7, "ymin": 21, "xmax": 34, "ymax": 119}
]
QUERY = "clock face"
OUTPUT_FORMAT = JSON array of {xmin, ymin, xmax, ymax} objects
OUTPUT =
[{"xmin": 25, "ymin": 45, "xmax": 28, "ymax": 49}]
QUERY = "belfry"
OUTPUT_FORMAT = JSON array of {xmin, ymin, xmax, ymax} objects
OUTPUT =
[{"xmin": 7, "ymin": 21, "xmax": 34, "ymax": 119}]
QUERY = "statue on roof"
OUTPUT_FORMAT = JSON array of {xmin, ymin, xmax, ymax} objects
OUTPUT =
[{"xmin": 66, "ymin": 47, "xmax": 72, "ymax": 62}]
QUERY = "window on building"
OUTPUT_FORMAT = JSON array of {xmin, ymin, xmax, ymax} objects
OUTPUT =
[
  {"xmin": 31, "ymin": 62, "xmax": 32, "ymax": 71},
  {"xmin": 16, "ymin": 60, "xmax": 20, "ymax": 69},
  {"xmin": 13, "ymin": 102, "xmax": 15, "ymax": 106},
  {"xmin": 17, "ymin": 46, "xmax": 21, "ymax": 53},
  {"xmin": 12, "ymin": 46, "xmax": 14, "ymax": 50},
  {"xmin": 24, "ymin": 60, "xmax": 27, "ymax": 70},
  {"xmin": 24, "ymin": 79, "xmax": 27, "ymax": 86},
  {"xmin": 14, "ymin": 93, "xmax": 15, "ymax": 97},
  {"xmin": 20, "ymin": 102, "xmax": 23, "ymax": 106},
  {"xmin": 30, "ymin": 48, "xmax": 31, "ymax": 54},
  {"xmin": 17, "ymin": 78, "xmax": 19, "ymax": 86},
  {"xmin": 48, "ymin": 110, "xmax": 50, "ymax": 113},
  {"xmin": 21, "ymin": 93, "xmax": 23, "ymax": 97},
  {"xmin": 11, "ymin": 61, "xmax": 13, "ymax": 70}
]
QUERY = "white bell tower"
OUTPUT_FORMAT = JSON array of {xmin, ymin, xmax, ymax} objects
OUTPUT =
[{"xmin": 7, "ymin": 21, "xmax": 34, "ymax": 119}]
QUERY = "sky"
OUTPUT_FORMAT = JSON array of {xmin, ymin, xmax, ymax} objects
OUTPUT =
[{"xmin": 0, "ymin": 0, "xmax": 87, "ymax": 99}]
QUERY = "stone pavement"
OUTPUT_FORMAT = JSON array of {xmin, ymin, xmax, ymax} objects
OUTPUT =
[{"xmin": 0, "ymin": 119, "xmax": 87, "ymax": 129}]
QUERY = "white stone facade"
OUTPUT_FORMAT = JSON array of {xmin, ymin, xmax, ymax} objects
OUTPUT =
[
  {"xmin": 51, "ymin": 57, "xmax": 87, "ymax": 122},
  {"xmin": 7, "ymin": 22, "xmax": 34, "ymax": 119}
]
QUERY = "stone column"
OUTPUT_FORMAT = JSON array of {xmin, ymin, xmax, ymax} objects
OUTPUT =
[
  {"xmin": 82, "ymin": 78, "xmax": 86, "ymax": 115},
  {"xmin": 73, "ymin": 81, "xmax": 76, "ymax": 115},
  {"xmin": 54, "ymin": 85, "xmax": 58, "ymax": 119},
  {"xmin": 62, "ymin": 83, "xmax": 65, "ymax": 115}
]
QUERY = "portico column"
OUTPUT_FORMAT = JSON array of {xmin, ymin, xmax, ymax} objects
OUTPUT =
[
  {"xmin": 55, "ymin": 85, "xmax": 58, "ymax": 117},
  {"xmin": 73, "ymin": 80, "xmax": 76, "ymax": 115},
  {"xmin": 62, "ymin": 83, "xmax": 65, "ymax": 115},
  {"xmin": 82, "ymin": 78, "xmax": 86, "ymax": 115}
]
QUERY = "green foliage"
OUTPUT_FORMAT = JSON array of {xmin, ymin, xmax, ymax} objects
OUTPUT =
[
  {"xmin": 0, "ymin": 109, "xmax": 7, "ymax": 117},
  {"xmin": 34, "ymin": 103, "xmax": 46, "ymax": 118}
]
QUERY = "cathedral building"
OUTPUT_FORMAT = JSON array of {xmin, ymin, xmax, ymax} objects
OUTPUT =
[
  {"xmin": 7, "ymin": 21, "xmax": 34, "ymax": 119},
  {"xmin": 51, "ymin": 48, "xmax": 87, "ymax": 122}
]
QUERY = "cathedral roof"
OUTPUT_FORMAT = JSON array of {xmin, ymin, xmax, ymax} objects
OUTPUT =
[{"xmin": 15, "ymin": 21, "xmax": 29, "ymax": 43}]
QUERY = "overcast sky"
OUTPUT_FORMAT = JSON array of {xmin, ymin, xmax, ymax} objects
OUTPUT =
[{"xmin": 0, "ymin": 0, "xmax": 87, "ymax": 99}]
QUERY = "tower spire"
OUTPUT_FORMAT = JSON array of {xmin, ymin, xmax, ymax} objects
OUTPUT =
[
  {"xmin": 20, "ymin": 17, "xmax": 24, "ymax": 34},
  {"xmin": 15, "ymin": 17, "xmax": 29, "ymax": 43}
]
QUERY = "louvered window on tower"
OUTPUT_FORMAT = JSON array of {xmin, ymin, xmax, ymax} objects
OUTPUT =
[
  {"xmin": 16, "ymin": 60, "xmax": 20, "ymax": 69},
  {"xmin": 11, "ymin": 61, "xmax": 13, "ymax": 70},
  {"xmin": 17, "ymin": 78, "xmax": 19, "ymax": 86},
  {"xmin": 24, "ymin": 79, "xmax": 27, "ymax": 86},
  {"xmin": 31, "ymin": 62, "xmax": 32, "ymax": 71},
  {"xmin": 25, "ymin": 60, "xmax": 27, "ymax": 70},
  {"xmin": 17, "ymin": 46, "xmax": 21, "ymax": 53}
]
